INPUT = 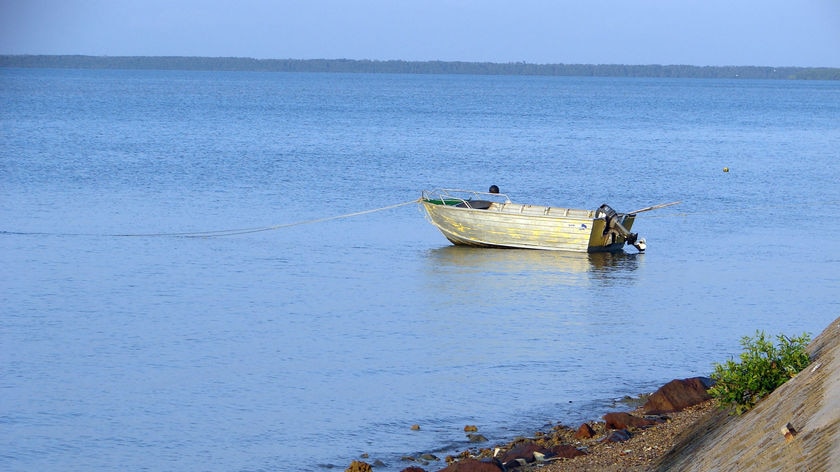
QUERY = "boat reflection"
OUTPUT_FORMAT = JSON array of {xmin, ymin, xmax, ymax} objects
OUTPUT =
[{"xmin": 425, "ymin": 246, "xmax": 640, "ymax": 289}]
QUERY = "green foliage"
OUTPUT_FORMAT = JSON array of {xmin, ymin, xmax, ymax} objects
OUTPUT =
[{"xmin": 709, "ymin": 331, "xmax": 811, "ymax": 415}]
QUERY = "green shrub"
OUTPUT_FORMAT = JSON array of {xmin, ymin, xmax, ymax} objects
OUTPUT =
[{"xmin": 709, "ymin": 330, "xmax": 811, "ymax": 415}]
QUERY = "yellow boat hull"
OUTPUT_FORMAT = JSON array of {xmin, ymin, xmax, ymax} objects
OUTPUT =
[{"xmin": 421, "ymin": 200, "xmax": 636, "ymax": 253}]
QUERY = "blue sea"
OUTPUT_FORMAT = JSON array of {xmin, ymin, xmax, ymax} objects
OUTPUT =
[{"xmin": 1, "ymin": 68, "xmax": 838, "ymax": 471}]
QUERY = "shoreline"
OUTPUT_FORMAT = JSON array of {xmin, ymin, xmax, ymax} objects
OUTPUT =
[
  {"xmin": 440, "ymin": 381, "xmax": 718, "ymax": 472},
  {"xmin": 491, "ymin": 399, "xmax": 720, "ymax": 472},
  {"xmin": 347, "ymin": 316, "xmax": 840, "ymax": 472},
  {"xmin": 346, "ymin": 378, "xmax": 719, "ymax": 472}
]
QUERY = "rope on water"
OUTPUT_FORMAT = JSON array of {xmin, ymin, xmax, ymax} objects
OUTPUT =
[
  {"xmin": 3, "ymin": 198, "xmax": 422, "ymax": 238},
  {"xmin": 6, "ymin": 198, "xmax": 838, "ymax": 236}
]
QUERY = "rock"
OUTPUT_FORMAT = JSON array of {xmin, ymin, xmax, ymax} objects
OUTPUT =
[
  {"xmin": 467, "ymin": 433, "xmax": 488, "ymax": 443},
  {"xmin": 603, "ymin": 412, "xmax": 661, "ymax": 430},
  {"xmin": 532, "ymin": 451, "xmax": 548, "ymax": 462},
  {"xmin": 436, "ymin": 458, "xmax": 503, "ymax": 471},
  {"xmin": 400, "ymin": 467, "xmax": 427, "ymax": 472},
  {"xmin": 345, "ymin": 460, "xmax": 373, "ymax": 472},
  {"xmin": 502, "ymin": 458, "xmax": 528, "ymax": 469},
  {"xmin": 496, "ymin": 440, "xmax": 585, "ymax": 466},
  {"xmin": 642, "ymin": 377, "xmax": 713, "ymax": 414},
  {"xmin": 499, "ymin": 441, "xmax": 544, "ymax": 464},
  {"xmin": 575, "ymin": 422, "xmax": 596, "ymax": 439},
  {"xmin": 549, "ymin": 444, "xmax": 587, "ymax": 458},
  {"xmin": 601, "ymin": 429, "xmax": 632, "ymax": 443},
  {"xmin": 781, "ymin": 422, "xmax": 798, "ymax": 442}
]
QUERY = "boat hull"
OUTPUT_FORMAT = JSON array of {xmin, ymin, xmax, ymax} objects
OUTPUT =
[{"xmin": 421, "ymin": 200, "xmax": 635, "ymax": 253}]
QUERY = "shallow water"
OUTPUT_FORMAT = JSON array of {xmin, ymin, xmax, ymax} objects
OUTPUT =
[{"xmin": 1, "ymin": 69, "xmax": 838, "ymax": 471}]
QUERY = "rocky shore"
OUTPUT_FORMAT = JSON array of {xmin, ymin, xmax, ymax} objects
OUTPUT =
[
  {"xmin": 346, "ymin": 316, "xmax": 840, "ymax": 472},
  {"xmin": 345, "ymin": 376, "xmax": 715, "ymax": 472}
]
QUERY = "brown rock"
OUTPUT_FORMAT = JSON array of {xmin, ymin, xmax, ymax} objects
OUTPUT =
[
  {"xmin": 603, "ymin": 412, "xmax": 661, "ymax": 430},
  {"xmin": 499, "ymin": 441, "xmax": 544, "ymax": 464},
  {"xmin": 501, "ymin": 459, "xmax": 527, "ymax": 469},
  {"xmin": 345, "ymin": 460, "xmax": 373, "ymax": 472},
  {"xmin": 642, "ymin": 377, "xmax": 713, "ymax": 414},
  {"xmin": 601, "ymin": 429, "xmax": 632, "ymax": 443},
  {"xmin": 436, "ymin": 458, "xmax": 503, "ymax": 471},
  {"xmin": 781, "ymin": 422, "xmax": 798, "ymax": 443},
  {"xmin": 400, "ymin": 467, "xmax": 427, "ymax": 472},
  {"xmin": 575, "ymin": 422, "xmax": 596, "ymax": 439},
  {"xmin": 549, "ymin": 444, "xmax": 587, "ymax": 459}
]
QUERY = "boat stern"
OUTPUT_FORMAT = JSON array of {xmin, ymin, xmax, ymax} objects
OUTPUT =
[{"xmin": 590, "ymin": 205, "xmax": 645, "ymax": 253}]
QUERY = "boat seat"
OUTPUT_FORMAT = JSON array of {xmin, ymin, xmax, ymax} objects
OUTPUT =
[{"xmin": 455, "ymin": 200, "xmax": 493, "ymax": 209}]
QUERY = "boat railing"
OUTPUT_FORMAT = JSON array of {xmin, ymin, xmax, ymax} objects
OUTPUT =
[{"xmin": 422, "ymin": 188, "xmax": 512, "ymax": 206}]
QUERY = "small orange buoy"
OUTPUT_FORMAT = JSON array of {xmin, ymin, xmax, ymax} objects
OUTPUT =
[{"xmin": 723, "ymin": 167, "xmax": 730, "ymax": 173}]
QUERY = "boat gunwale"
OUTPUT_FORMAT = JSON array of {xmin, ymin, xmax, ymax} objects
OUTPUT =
[{"xmin": 420, "ymin": 196, "xmax": 598, "ymax": 222}]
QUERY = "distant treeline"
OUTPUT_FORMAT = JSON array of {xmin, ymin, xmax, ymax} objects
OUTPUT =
[{"xmin": 2, "ymin": 55, "xmax": 839, "ymax": 80}]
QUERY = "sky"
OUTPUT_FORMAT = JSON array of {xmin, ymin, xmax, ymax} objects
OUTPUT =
[{"xmin": 1, "ymin": 0, "xmax": 839, "ymax": 67}]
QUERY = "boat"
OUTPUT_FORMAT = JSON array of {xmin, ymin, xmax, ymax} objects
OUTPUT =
[{"xmin": 420, "ymin": 188, "xmax": 668, "ymax": 253}]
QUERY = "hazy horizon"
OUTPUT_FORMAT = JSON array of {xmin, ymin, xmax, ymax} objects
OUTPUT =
[
  {"xmin": 1, "ymin": 1, "xmax": 839, "ymax": 68},
  {"xmin": 6, "ymin": 55, "xmax": 840, "ymax": 72}
]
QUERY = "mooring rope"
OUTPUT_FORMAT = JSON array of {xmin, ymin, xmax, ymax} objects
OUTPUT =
[
  {"xmin": 3, "ymin": 198, "xmax": 422, "ymax": 238},
  {"xmin": 5, "ymin": 198, "xmax": 836, "ymax": 237}
]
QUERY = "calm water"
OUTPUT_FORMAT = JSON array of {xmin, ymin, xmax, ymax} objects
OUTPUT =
[{"xmin": 2, "ymin": 68, "xmax": 839, "ymax": 471}]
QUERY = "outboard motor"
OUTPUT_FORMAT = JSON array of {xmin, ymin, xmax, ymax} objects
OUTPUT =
[{"xmin": 597, "ymin": 204, "xmax": 646, "ymax": 252}]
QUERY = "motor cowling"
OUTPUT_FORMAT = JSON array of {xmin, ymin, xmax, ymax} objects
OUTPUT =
[{"xmin": 597, "ymin": 204, "xmax": 644, "ymax": 251}]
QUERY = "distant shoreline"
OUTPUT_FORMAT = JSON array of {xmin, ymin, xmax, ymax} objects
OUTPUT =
[{"xmin": 2, "ymin": 55, "xmax": 838, "ymax": 80}]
